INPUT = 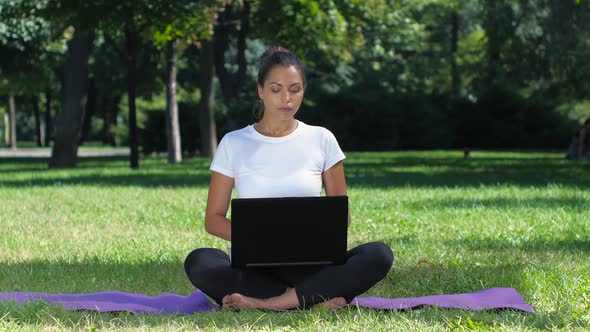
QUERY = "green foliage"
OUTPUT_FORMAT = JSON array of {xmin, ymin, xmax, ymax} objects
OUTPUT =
[
  {"xmin": 115, "ymin": 87, "xmax": 210, "ymax": 154},
  {"xmin": 0, "ymin": 0, "xmax": 64, "ymax": 94},
  {"xmin": 252, "ymin": 0, "xmax": 365, "ymax": 70},
  {"xmin": 141, "ymin": 105, "xmax": 201, "ymax": 155},
  {"xmin": 2, "ymin": 0, "xmax": 590, "ymax": 151},
  {"xmin": 568, "ymin": 100, "xmax": 590, "ymax": 124},
  {"xmin": 302, "ymin": 80, "xmax": 577, "ymax": 150},
  {"xmin": 149, "ymin": 2, "xmax": 222, "ymax": 49}
]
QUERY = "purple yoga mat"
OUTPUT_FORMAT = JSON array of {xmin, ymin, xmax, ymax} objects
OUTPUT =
[
  {"xmin": 0, "ymin": 287, "xmax": 533, "ymax": 314},
  {"xmin": 351, "ymin": 288, "xmax": 534, "ymax": 312},
  {"xmin": 0, "ymin": 290, "xmax": 218, "ymax": 314}
]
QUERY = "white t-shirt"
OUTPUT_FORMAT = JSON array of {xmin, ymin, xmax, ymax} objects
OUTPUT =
[{"xmin": 210, "ymin": 121, "xmax": 346, "ymax": 198}]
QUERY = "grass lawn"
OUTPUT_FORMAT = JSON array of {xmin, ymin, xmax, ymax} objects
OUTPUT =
[{"xmin": 0, "ymin": 150, "xmax": 589, "ymax": 331}]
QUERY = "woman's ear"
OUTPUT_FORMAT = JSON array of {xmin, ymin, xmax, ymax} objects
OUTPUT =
[{"xmin": 257, "ymin": 84, "xmax": 263, "ymax": 100}]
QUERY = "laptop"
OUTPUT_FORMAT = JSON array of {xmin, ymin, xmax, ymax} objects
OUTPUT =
[{"xmin": 230, "ymin": 195, "xmax": 348, "ymax": 268}]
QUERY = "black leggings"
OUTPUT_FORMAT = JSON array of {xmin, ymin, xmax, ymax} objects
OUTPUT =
[{"xmin": 184, "ymin": 242, "xmax": 394, "ymax": 307}]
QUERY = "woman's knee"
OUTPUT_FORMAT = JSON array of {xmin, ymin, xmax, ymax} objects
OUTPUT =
[
  {"xmin": 359, "ymin": 242, "xmax": 394, "ymax": 276},
  {"xmin": 184, "ymin": 248, "xmax": 223, "ymax": 277}
]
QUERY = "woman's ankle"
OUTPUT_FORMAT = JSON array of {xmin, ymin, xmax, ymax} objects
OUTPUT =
[{"xmin": 262, "ymin": 288, "xmax": 300, "ymax": 310}]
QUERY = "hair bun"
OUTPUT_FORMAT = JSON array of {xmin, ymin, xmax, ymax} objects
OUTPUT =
[{"xmin": 259, "ymin": 45, "xmax": 290, "ymax": 66}]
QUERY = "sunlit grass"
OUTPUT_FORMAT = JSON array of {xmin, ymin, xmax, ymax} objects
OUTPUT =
[{"xmin": 1, "ymin": 151, "xmax": 589, "ymax": 331}]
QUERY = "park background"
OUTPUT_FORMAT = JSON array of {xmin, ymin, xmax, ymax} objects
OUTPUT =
[
  {"xmin": 1, "ymin": 0, "xmax": 589, "ymax": 162},
  {"xmin": 1, "ymin": 0, "xmax": 589, "ymax": 331}
]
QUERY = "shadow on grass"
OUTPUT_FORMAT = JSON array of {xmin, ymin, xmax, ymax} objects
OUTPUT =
[
  {"xmin": 0, "ymin": 156, "xmax": 130, "ymax": 175},
  {"xmin": 418, "ymin": 196, "xmax": 590, "ymax": 210},
  {"xmin": 0, "ymin": 154, "xmax": 589, "ymax": 189},
  {"xmin": 0, "ymin": 155, "xmax": 128, "ymax": 165},
  {"xmin": 346, "ymin": 157, "xmax": 590, "ymax": 188},
  {"xmin": 0, "ymin": 173, "xmax": 212, "ymax": 187},
  {"xmin": 0, "ymin": 258, "xmax": 584, "ymax": 329},
  {"xmin": 0, "ymin": 258, "xmax": 190, "ymax": 296},
  {"xmin": 447, "ymin": 237, "xmax": 590, "ymax": 253},
  {"xmin": 0, "ymin": 156, "xmax": 213, "ymax": 187}
]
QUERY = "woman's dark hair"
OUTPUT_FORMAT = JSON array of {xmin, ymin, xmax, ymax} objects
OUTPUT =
[
  {"xmin": 253, "ymin": 46, "xmax": 305, "ymax": 121},
  {"xmin": 584, "ymin": 118, "xmax": 590, "ymax": 126}
]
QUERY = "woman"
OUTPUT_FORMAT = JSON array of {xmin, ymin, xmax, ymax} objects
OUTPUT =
[{"xmin": 184, "ymin": 46, "xmax": 393, "ymax": 310}]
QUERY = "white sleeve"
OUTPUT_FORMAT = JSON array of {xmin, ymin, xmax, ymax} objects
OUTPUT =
[
  {"xmin": 209, "ymin": 135, "xmax": 234, "ymax": 178},
  {"xmin": 322, "ymin": 129, "xmax": 346, "ymax": 172}
]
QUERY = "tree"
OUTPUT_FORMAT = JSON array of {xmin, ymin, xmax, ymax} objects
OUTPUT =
[
  {"xmin": 213, "ymin": 1, "xmax": 250, "ymax": 108},
  {"xmin": 7, "ymin": 95, "xmax": 16, "ymax": 149},
  {"xmin": 90, "ymin": 31, "xmax": 129, "ymax": 148},
  {"xmin": 49, "ymin": 29, "xmax": 95, "ymax": 167},
  {"xmin": 538, "ymin": 0, "xmax": 590, "ymax": 99},
  {"xmin": 164, "ymin": 39, "xmax": 183, "ymax": 162},
  {"xmin": 113, "ymin": 1, "xmax": 225, "ymax": 165},
  {"xmin": 252, "ymin": 1, "xmax": 359, "ymax": 69},
  {"xmin": 0, "ymin": 1, "xmax": 62, "ymax": 150},
  {"xmin": 199, "ymin": 39, "xmax": 218, "ymax": 156},
  {"xmin": 151, "ymin": 1, "xmax": 225, "ymax": 160},
  {"xmin": 0, "ymin": 0, "xmax": 98, "ymax": 166},
  {"xmin": 31, "ymin": 0, "xmax": 224, "ymax": 167},
  {"xmin": 2, "ymin": 107, "xmax": 8, "ymax": 146}
]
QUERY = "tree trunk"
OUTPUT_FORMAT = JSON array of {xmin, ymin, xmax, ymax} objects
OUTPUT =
[
  {"xmin": 100, "ymin": 95, "xmax": 120, "ymax": 146},
  {"xmin": 8, "ymin": 94, "xmax": 16, "ymax": 149},
  {"xmin": 49, "ymin": 29, "xmax": 94, "ymax": 167},
  {"xmin": 125, "ymin": 21, "xmax": 140, "ymax": 169},
  {"xmin": 199, "ymin": 40, "xmax": 218, "ymax": 157},
  {"xmin": 110, "ymin": 95, "xmax": 121, "ymax": 146},
  {"xmin": 100, "ymin": 95, "xmax": 109, "ymax": 144},
  {"xmin": 79, "ymin": 78, "xmax": 97, "ymax": 145},
  {"xmin": 44, "ymin": 88, "xmax": 52, "ymax": 146},
  {"xmin": 213, "ymin": 5, "xmax": 232, "ymax": 106},
  {"xmin": 165, "ymin": 39, "xmax": 182, "ymax": 163},
  {"xmin": 450, "ymin": 11, "xmax": 461, "ymax": 97},
  {"xmin": 3, "ymin": 112, "xmax": 9, "ymax": 146},
  {"xmin": 32, "ymin": 95, "xmax": 43, "ymax": 146}
]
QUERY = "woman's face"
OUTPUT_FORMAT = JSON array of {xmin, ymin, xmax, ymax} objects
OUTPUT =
[{"xmin": 257, "ymin": 65, "xmax": 304, "ymax": 121}]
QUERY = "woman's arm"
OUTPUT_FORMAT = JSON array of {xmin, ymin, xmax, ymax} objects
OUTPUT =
[
  {"xmin": 322, "ymin": 161, "xmax": 351, "ymax": 226},
  {"xmin": 204, "ymin": 171, "xmax": 234, "ymax": 241}
]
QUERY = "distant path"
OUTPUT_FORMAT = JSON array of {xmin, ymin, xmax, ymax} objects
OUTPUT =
[{"xmin": 0, "ymin": 148, "xmax": 129, "ymax": 158}]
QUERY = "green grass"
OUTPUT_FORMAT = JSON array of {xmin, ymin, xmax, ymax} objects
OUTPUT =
[
  {"xmin": 0, "ymin": 150, "xmax": 589, "ymax": 331},
  {"xmin": 0, "ymin": 141, "xmax": 111, "ymax": 149}
]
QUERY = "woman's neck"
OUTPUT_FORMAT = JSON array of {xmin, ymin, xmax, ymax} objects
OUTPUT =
[{"xmin": 254, "ymin": 118, "xmax": 298, "ymax": 137}]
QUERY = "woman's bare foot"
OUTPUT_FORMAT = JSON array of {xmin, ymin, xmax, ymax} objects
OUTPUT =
[
  {"xmin": 222, "ymin": 288, "xmax": 300, "ymax": 310},
  {"xmin": 222, "ymin": 293, "xmax": 263, "ymax": 309},
  {"xmin": 315, "ymin": 297, "xmax": 348, "ymax": 310}
]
